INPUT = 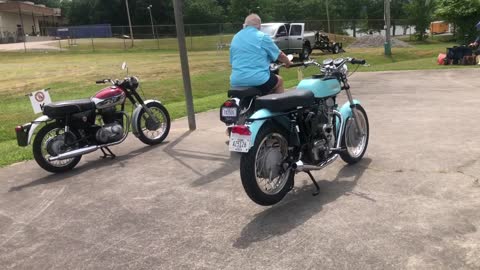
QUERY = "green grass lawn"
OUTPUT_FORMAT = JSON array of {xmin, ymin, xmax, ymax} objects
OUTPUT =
[{"xmin": 0, "ymin": 40, "xmax": 477, "ymax": 167}]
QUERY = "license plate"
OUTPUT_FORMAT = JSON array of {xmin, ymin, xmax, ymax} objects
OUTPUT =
[
  {"xmin": 229, "ymin": 133, "xmax": 251, "ymax": 153},
  {"xmin": 222, "ymin": 107, "xmax": 237, "ymax": 117}
]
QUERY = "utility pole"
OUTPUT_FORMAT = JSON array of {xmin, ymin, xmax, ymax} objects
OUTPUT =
[
  {"xmin": 173, "ymin": 0, "xmax": 196, "ymax": 130},
  {"xmin": 125, "ymin": 0, "xmax": 134, "ymax": 47},
  {"xmin": 147, "ymin": 5, "xmax": 155, "ymax": 39},
  {"xmin": 384, "ymin": 0, "xmax": 392, "ymax": 55},
  {"xmin": 325, "ymin": 0, "xmax": 331, "ymax": 33}
]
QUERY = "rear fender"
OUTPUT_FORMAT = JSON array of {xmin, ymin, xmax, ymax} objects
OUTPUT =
[
  {"xmin": 246, "ymin": 109, "xmax": 290, "ymax": 146},
  {"xmin": 28, "ymin": 115, "xmax": 51, "ymax": 144},
  {"xmin": 131, "ymin": 99, "xmax": 162, "ymax": 137},
  {"xmin": 337, "ymin": 99, "xmax": 361, "ymax": 136}
]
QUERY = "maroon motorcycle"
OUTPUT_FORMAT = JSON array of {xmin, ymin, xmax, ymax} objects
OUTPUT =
[{"xmin": 15, "ymin": 63, "xmax": 170, "ymax": 173}]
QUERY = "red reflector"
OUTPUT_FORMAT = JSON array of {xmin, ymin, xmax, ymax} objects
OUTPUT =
[
  {"xmin": 15, "ymin": 126, "xmax": 23, "ymax": 132},
  {"xmin": 223, "ymin": 101, "xmax": 234, "ymax": 107},
  {"xmin": 231, "ymin": 125, "xmax": 251, "ymax": 136}
]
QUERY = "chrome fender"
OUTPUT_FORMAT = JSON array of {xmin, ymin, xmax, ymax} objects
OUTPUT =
[
  {"xmin": 337, "ymin": 99, "xmax": 361, "ymax": 137},
  {"xmin": 131, "ymin": 99, "xmax": 162, "ymax": 137},
  {"xmin": 28, "ymin": 115, "xmax": 51, "ymax": 144}
]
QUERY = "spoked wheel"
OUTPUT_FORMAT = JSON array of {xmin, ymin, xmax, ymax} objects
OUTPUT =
[
  {"xmin": 137, "ymin": 102, "xmax": 171, "ymax": 145},
  {"xmin": 240, "ymin": 124, "xmax": 294, "ymax": 206},
  {"xmin": 33, "ymin": 123, "xmax": 81, "ymax": 173},
  {"xmin": 340, "ymin": 104, "xmax": 369, "ymax": 164}
]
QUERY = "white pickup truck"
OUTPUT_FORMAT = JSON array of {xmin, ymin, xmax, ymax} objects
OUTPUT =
[{"xmin": 261, "ymin": 23, "xmax": 342, "ymax": 59}]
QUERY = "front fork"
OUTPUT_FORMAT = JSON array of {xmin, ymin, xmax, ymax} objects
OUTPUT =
[{"xmin": 344, "ymin": 82, "xmax": 365, "ymax": 136}]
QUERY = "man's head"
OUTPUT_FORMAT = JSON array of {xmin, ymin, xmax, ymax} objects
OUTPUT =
[{"xmin": 244, "ymin": 14, "xmax": 261, "ymax": 30}]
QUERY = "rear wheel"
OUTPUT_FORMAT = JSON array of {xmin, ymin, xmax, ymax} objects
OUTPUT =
[
  {"xmin": 332, "ymin": 43, "xmax": 340, "ymax": 54},
  {"xmin": 33, "ymin": 123, "xmax": 81, "ymax": 173},
  {"xmin": 300, "ymin": 44, "xmax": 312, "ymax": 60},
  {"xmin": 137, "ymin": 102, "xmax": 171, "ymax": 145},
  {"xmin": 340, "ymin": 105, "xmax": 369, "ymax": 164},
  {"xmin": 240, "ymin": 123, "xmax": 294, "ymax": 206}
]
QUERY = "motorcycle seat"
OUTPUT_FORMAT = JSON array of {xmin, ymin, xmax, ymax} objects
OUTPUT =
[
  {"xmin": 228, "ymin": 87, "xmax": 262, "ymax": 98},
  {"xmin": 43, "ymin": 99, "xmax": 95, "ymax": 118},
  {"xmin": 255, "ymin": 90, "xmax": 314, "ymax": 112}
]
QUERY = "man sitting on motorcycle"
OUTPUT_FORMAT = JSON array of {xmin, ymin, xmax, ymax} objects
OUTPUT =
[{"xmin": 230, "ymin": 14, "xmax": 293, "ymax": 94}]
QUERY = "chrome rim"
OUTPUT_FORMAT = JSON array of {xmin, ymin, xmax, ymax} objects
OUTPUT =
[
  {"xmin": 41, "ymin": 128, "xmax": 77, "ymax": 167},
  {"xmin": 140, "ymin": 107, "xmax": 168, "ymax": 140},
  {"xmin": 345, "ymin": 111, "xmax": 368, "ymax": 158},
  {"xmin": 254, "ymin": 133, "xmax": 289, "ymax": 195}
]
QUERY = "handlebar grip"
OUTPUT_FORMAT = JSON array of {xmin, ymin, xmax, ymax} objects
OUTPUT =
[
  {"xmin": 351, "ymin": 58, "xmax": 366, "ymax": 65},
  {"xmin": 96, "ymin": 80, "xmax": 106, "ymax": 84},
  {"xmin": 289, "ymin": 62, "xmax": 305, "ymax": 68}
]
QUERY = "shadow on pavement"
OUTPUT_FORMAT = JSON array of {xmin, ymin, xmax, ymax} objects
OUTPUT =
[
  {"xmin": 233, "ymin": 158, "xmax": 373, "ymax": 249},
  {"xmin": 163, "ymin": 131, "xmax": 240, "ymax": 187},
  {"xmin": 8, "ymin": 143, "xmax": 165, "ymax": 192}
]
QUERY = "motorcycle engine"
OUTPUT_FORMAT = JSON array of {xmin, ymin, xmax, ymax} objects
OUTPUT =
[
  {"xmin": 96, "ymin": 123, "xmax": 124, "ymax": 144},
  {"xmin": 309, "ymin": 97, "xmax": 336, "ymax": 162}
]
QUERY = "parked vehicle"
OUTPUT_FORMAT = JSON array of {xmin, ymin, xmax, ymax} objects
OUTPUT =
[
  {"xmin": 314, "ymin": 31, "xmax": 343, "ymax": 54},
  {"xmin": 15, "ymin": 62, "xmax": 171, "ymax": 173},
  {"xmin": 262, "ymin": 23, "xmax": 342, "ymax": 60},
  {"xmin": 229, "ymin": 57, "xmax": 369, "ymax": 206},
  {"xmin": 219, "ymin": 55, "xmax": 294, "ymax": 134}
]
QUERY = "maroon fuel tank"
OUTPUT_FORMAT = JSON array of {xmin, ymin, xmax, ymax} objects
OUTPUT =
[{"xmin": 91, "ymin": 86, "xmax": 126, "ymax": 109}]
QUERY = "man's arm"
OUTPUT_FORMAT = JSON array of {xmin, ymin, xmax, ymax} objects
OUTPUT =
[{"xmin": 277, "ymin": 51, "xmax": 293, "ymax": 67}]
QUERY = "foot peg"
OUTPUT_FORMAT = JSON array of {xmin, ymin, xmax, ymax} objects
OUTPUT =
[
  {"xmin": 306, "ymin": 171, "xmax": 320, "ymax": 196},
  {"xmin": 100, "ymin": 147, "xmax": 116, "ymax": 159}
]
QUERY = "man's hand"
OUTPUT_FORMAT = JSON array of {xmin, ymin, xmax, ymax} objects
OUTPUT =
[{"xmin": 278, "ymin": 52, "xmax": 293, "ymax": 68}]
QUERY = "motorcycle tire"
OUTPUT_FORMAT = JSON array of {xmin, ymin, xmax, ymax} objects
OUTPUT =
[
  {"xmin": 33, "ymin": 123, "xmax": 82, "ymax": 173},
  {"xmin": 340, "ymin": 104, "xmax": 369, "ymax": 164},
  {"xmin": 136, "ymin": 102, "xmax": 171, "ymax": 145},
  {"xmin": 240, "ymin": 123, "xmax": 294, "ymax": 206}
]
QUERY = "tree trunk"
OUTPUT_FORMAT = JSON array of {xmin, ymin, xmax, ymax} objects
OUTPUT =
[
  {"xmin": 352, "ymin": 20, "xmax": 356, "ymax": 37},
  {"xmin": 392, "ymin": 21, "xmax": 396, "ymax": 36}
]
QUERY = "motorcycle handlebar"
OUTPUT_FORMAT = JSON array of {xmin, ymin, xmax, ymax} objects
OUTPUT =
[
  {"xmin": 289, "ymin": 62, "xmax": 305, "ymax": 68},
  {"xmin": 350, "ymin": 58, "xmax": 366, "ymax": 65},
  {"xmin": 96, "ymin": 79, "xmax": 108, "ymax": 84}
]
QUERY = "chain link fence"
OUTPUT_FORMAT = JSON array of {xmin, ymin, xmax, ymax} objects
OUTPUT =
[{"xmin": 0, "ymin": 20, "xmax": 452, "ymax": 53}]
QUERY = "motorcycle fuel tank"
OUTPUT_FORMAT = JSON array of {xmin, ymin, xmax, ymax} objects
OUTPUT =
[
  {"xmin": 91, "ymin": 86, "xmax": 126, "ymax": 109},
  {"xmin": 296, "ymin": 77, "xmax": 341, "ymax": 98}
]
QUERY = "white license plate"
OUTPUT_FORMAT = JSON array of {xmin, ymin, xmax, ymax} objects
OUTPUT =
[
  {"xmin": 229, "ymin": 133, "xmax": 251, "ymax": 153},
  {"xmin": 222, "ymin": 107, "xmax": 237, "ymax": 117}
]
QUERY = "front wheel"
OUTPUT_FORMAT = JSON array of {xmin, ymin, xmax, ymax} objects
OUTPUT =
[
  {"xmin": 33, "ymin": 123, "xmax": 82, "ymax": 173},
  {"xmin": 136, "ymin": 102, "xmax": 171, "ymax": 145},
  {"xmin": 340, "ymin": 104, "xmax": 369, "ymax": 164},
  {"xmin": 240, "ymin": 123, "xmax": 294, "ymax": 206}
]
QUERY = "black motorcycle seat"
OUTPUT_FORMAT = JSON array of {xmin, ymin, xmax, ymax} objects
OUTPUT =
[
  {"xmin": 255, "ymin": 90, "xmax": 314, "ymax": 112},
  {"xmin": 227, "ymin": 87, "xmax": 262, "ymax": 98},
  {"xmin": 43, "ymin": 99, "xmax": 95, "ymax": 117}
]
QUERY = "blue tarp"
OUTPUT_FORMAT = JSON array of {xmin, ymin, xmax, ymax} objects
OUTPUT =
[{"xmin": 52, "ymin": 24, "xmax": 112, "ymax": 38}]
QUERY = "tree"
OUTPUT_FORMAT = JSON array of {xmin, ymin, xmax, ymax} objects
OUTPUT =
[
  {"xmin": 184, "ymin": 0, "xmax": 225, "ymax": 24},
  {"xmin": 405, "ymin": 0, "xmax": 436, "ymax": 40},
  {"xmin": 437, "ymin": 0, "xmax": 480, "ymax": 43}
]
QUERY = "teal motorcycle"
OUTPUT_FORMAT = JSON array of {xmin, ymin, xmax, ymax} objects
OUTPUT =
[{"xmin": 229, "ymin": 57, "xmax": 369, "ymax": 206}]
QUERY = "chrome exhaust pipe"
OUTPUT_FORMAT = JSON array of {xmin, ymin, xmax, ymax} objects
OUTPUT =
[
  {"xmin": 294, "ymin": 154, "xmax": 339, "ymax": 172},
  {"xmin": 48, "ymin": 145, "xmax": 99, "ymax": 161}
]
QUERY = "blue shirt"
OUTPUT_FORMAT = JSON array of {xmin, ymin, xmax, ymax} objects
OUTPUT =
[{"xmin": 230, "ymin": 26, "xmax": 281, "ymax": 87}]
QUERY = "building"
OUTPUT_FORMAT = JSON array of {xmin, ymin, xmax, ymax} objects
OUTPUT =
[{"xmin": 0, "ymin": 0, "xmax": 61, "ymax": 43}]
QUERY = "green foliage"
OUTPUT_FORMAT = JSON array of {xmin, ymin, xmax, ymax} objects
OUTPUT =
[
  {"xmin": 184, "ymin": 0, "xmax": 225, "ymax": 24},
  {"xmin": 405, "ymin": 0, "xmax": 436, "ymax": 41},
  {"xmin": 436, "ymin": 0, "xmax": 480, "ymax": 43}
]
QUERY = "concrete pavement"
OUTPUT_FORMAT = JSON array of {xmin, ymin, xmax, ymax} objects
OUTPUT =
[{"xmin": 1, "ymin": 69, "xmax": 480, "ymax": 269}]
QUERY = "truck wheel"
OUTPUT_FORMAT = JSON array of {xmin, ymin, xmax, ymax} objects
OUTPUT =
[
  {"xmin": 333, "ymin": 44, "xmax": 340, "ymax": 54},
  {"xmin": 300, "ymin": 45, "xmax": 312, "ymax": 60}
]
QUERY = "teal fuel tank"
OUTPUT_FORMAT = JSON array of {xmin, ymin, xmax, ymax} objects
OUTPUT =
[{"xmin": 296, "ymin": 77, "xmax": 341, "ymax": 98}]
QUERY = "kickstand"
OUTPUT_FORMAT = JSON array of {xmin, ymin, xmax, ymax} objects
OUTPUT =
[
  {"xmin": 100, "ymin": 147, "xmax": 116, "ymax": 159},
  {"xmin": 306, "ymin": 171, "xmax": 320, "ymax": 196}
]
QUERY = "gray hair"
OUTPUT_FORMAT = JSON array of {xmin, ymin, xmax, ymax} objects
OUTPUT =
[{"xmin": 244, "ymin": 14, "xmax": 261, "ymax": 29}]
